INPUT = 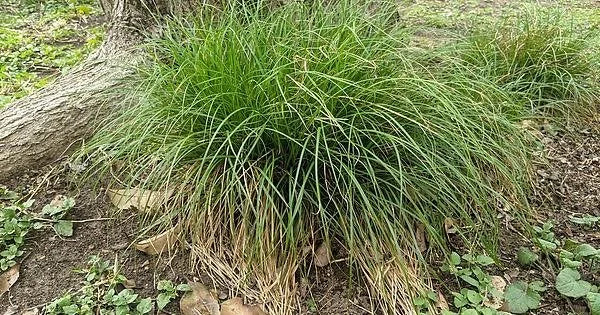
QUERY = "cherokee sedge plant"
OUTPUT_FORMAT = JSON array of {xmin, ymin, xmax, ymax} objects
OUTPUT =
[{"xmin": 79, "ymin": 1, "xmax": 537, "ymax": 313}]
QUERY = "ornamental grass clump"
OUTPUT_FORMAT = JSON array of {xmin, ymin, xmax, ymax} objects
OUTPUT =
[
  {"xmin": 456, "ymin": 9, "xmax": 600, "ymax": 118},
  {"xmin": 81, "ymin": 1, "xmax": 533, "ymax": 313}
]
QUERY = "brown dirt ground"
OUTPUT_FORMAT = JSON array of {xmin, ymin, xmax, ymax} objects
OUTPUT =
[
  {"xmin": 435, "ymin": 124, "xmax": 600, "ymax": 315},
  {"xmin": 0, "ymin": 169, "xmax": 195, "ymax": 314},
  {"xmin": 0, "ymin": 167, "xmax": 370, "ymax": 314},
  {"xmin": 515, "ymin": 125, "xmax": 600, "ymax": 315}
]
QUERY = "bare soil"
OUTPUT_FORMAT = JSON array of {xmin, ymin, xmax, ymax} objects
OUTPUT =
[
  {"xmin": 0, "ymin": 170, "xmax": 193, "ymax": 314},
  {"xmin": 0, "ymin": 168, "xmax": 370, "ymax": 314}
]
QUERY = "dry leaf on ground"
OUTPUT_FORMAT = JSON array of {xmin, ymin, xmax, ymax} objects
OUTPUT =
[
  {"xmin": 436, "ymin": 292, "xmax": 449, "ymax": 310},
  {"xmin": 135, "ymin": 225, "xmax": 179, "ymax": 255},
  {"xmin": 0, "ymin": 264, "xmax": 19, "ymax": 296},
  {"xmin": 484, "ymin": 275, "xmax": 507, "ymax": 309},
  {"xmin": 444, "ymin": 218, "xmax": 457, "ymax": 235},
  {"xmin": 21, "ymin": 309, "xmax": 39, "ymax": 315},
  {"xmin": 314, "ymin": 241, "xmax": 331, "ymax": 267},
  {"xmin": 49, "ymin": 195, "xmax": 67, "ymax": 207},
  {"xmin": 180, "ymin": 282, "xmax": 220, "ymax": 315},
  {"xmin": 221, "ymin": 297, "xmax": 268, "ymax": 315},
  {"xmin": 123, "ymin": 278, "xmax": 136, "ymax": 289},
  {"xmin": 106, "ymin": 187, "xmax": 172, "ymax": 211}
]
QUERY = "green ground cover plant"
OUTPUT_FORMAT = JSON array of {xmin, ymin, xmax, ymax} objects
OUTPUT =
[
  {"xmin": 77, "ymin": 0, "xmax": 600, "ymax": 313},
  {"xmin": 0, "ymin": 0, "xmax": 104, "ymax": 108},
  {"xmin": 0, "ymin": 187, "xmax": 77, "ymax": 271},
  {"xmin": 509, "ymin": 221, "xmax": 600, "ymax": 314},
  {"xmin": 44, "ymin": 255, "xmax": 188, "ymax": 314}
]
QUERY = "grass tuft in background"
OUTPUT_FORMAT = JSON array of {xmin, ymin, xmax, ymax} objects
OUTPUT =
[{"xmin": 454, "ymin": 9, "xmax": 600, "ymax": 119}]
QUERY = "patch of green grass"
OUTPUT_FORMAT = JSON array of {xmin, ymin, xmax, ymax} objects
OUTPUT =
[
  {"xmin": 452, "ymin": 9, "xmax": 600, "ymax": 118},
  {"xmin": 399, "ymin": 0, "xmax": 600, "ymax": 32},
  {"xmin": 0, "ymin": 0, "xmax": 104, "ymax": 108},
  {"xmin": 80, "ymin": 1, "xmax": 539, "ymax": 312}
]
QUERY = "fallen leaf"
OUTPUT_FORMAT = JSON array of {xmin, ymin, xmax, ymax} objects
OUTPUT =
[
  {"xmin": 107, "ymin": 187, "xmax": 172, "ymax": 211},
  {"xmin": 484, "ymin": 276, "xmax": 506, "ymax": 309},
  {"xmin": 179, "ymin": 282, "xmax": 220, "ymax": 315},
  {"xmin": 21, "ymin": 309, "xmax": 39, "ymax": 315},
  {"xmin": 123, "ymin": 278, "xmax": 137, "ymax": 289},
  {"xmin": 436, "ymin": 292, "xmax": 449, "ymax": 310},
  {"xmin": 519, "ymin": 119, "xmax": 542, "ymax": 138},
  {"xmin": 135, "ymin": 226, "xmax": 179, "ymax": 255},
  {"xmin": 415, "ymin": 223, "xmax": 427, "ymax": 253},
  {"xmin": 491, "ymin": 275, "xmax": 507, "ymax": 292},
  {"xmin": 54, "ymin": 220, "xmax": 73, "ymax": 237},
  {"xmin": 49, "ymin": 195, "xmax": 67, "ymax": 207},
  {"xmin": 221, "ymin": 297, "xmax": 268, "ymax": 315},
  {"xmin": 314, "ymin": 242, "xmax": 331, "ymax": 267},
  {"xmin": 444, "ymin": 218, "xmax": 457, "ymax": 235},
  {"xmin": 0, "ymin": 264, "xmax": 19, "ymax": 296},
  {"xmin": 556, "ymin": 268, "xmax": 592, "ymax": 298},
  {"xmin": 2, "ymin": 306, "xmax": 17, "ymax": 315}
]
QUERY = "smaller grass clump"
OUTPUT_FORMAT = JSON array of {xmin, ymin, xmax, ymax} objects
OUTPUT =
[
  {"xmin": 79, "ymin": 1, "xmax": 543, "ymax": 313},
  {"xmin": 455, "ymin": 9, "xmax": 600, "ymax": 118}
]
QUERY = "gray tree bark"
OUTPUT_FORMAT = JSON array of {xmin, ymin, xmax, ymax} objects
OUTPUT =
[{"xmin": 0, "ymin": 0, "xmax": 175, "ymax": 180}]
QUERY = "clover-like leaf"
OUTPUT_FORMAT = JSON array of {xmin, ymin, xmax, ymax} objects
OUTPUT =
[
  {"xmin": 62, "ymin": 304, "xmax": 79, "ymax": 315},
  {"xmin": 529, "ymin": 280, "xmax": 547, "ymax": 292},
  {"xmin": 535, "ymin": 238, "xmax": 557, "ymax": 251},
  {"xmin": 54, "ymin": 220, "xmax": 73, "ymax": 237},
  {"xmin": 158, "ymin": 279, "xmax": 175, "ymax": 292},
  {"xmin": 450, "ymin": 252, "xmax": 461, "ymax": 266},
  {"xmin": 157, "ymin": 292, "xmax": 174, "ymax": 310},
  {"xmin": 503, "ymin": 281, "xmax": 541, "ymax": 314},
  {"xmin": 177, "ymin": 283, "xmax": 192, "ymax": 292},
  {"xmin": 517, "ymin": 247, "xmax": 538, "ymax": 266},
  {"xmin": 452, "ymin": 292, "xmax": 468, "ymax": 308},
  {"xmin": 556, "ymin": 268, "xmax": 592, "ymax": 298},
  {"xmin": 574, "ymin": 244, "xmax": 600, "ymax": 259},
  {"xmin": 588, "ymin": 292, "xmax": 600, "ymax": 315},
  {"xmin": 476, "ymin": 255, "xmax": 495, "ymax": 266},
  {"xmin": 137, "ymin": 297, "xmax": 153, "ymax": 314},
  {"xmin": 465, "ymin": 289, "xmax": 483, "ymax": 304}
]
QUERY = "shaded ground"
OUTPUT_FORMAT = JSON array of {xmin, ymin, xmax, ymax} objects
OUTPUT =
[
  {"xmin": 525, "ymin": 126, "xmax": 600, "ymax": 314},
  {"xmin": 0, "ymin": 170, "xmax": 193, "ymax": 313},
  {"xmin": 0, "ymin": 168, "xmax": 370, "ymax": 314},
  {"xmin": 486, "ymin": 124, "xmax": 600, "ymax": 315}
]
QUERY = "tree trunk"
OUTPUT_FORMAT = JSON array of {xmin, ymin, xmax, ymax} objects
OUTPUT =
[{"xmin": 0, "ymin": 0, "xmax": 171, "ymax": 180}]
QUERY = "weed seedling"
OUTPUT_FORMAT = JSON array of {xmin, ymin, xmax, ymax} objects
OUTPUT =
[
  {"xmin": 45, "ymin": 255, "xmax": 188, "ymax": 314},
  {"xmin": 0, "ymin": 189, "xmax": 33, "ymax": 270},
  {"xmin": 39, "ymin": 196, "xmax": 76, "ymax": 237},
  {"xmin": 441, "ymin": 252, "xmax": 501, "ymax": 314},
  {"xmin": 156, "ymin": 279, "xmax": 191, "ymax": 310},
  {"xmin": 47, "ymin": 256, "xmax": 152, "ymax": 314}
]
